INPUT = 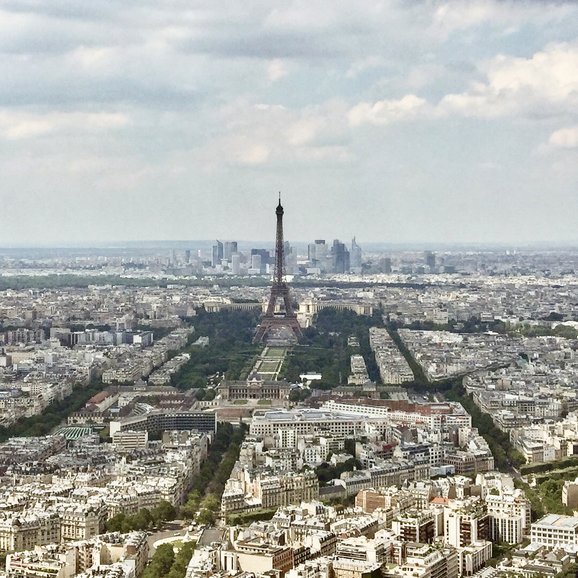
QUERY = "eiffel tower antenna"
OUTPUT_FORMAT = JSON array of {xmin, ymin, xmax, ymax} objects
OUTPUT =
[{"xmin": 254, "ymin": 195, "xmax": 302, "ymax": 344}]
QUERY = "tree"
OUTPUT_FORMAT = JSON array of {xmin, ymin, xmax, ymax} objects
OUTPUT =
[
  {"xmin": 143, "ymin": 544, "xmax": 175, "ymax": 578},
  {"xmin": 200, "ymin": 493, "xmax": 220, "ymax": 512},
  {"xmin": 554, "ymin": 325, "xmax": 578, "ymax": 339},
  {"xmin": 315, "ymin": 457, "xmax": 360, "ymax": 485},
  {"xmin": 133, "ymin": 508, "xmax": 154, "ymax": 530},
  {"xmin": 197, "ymin": 507, "xmax": 216, "ymax": 526},
  {"xmin": 181, "ymin": 422, "xmax": 247, "ymax": 525},
  {"xmin": 289, "ymin": 388, "xmax": 311, "ymax": 402},
  {"xmin": 121, "ymin": 519, "xmax": 133, "ymax": 533},
  {"xmin": 153, "ymin": 500, "xmax": 176, "ymax": 524},
  {"xmin": 181, "ymin": 490, "xmax": 201, "ymax": 519},
  {"xmin": 166, "ymin": 541, "xmax": 196, "ymax": 578},
  {"xmin": 106, "ymin": 513, "xmax": 125, "ymax": 532}
]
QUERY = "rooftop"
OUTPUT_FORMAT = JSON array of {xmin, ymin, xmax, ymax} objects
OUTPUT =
[{"xmin": 534, "ymin": 514, "xmax": 578, "ymax": 529}]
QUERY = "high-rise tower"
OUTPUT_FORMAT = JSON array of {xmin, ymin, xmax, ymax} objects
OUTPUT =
[
  {"xmin": 331, "ymin": 239, "xmax": 350, "ymax": 274},
  {"xmin": 254, "ymin": 196, "xmax": 302, "ymax": 344},
  {"xmin": 211, "ymin": 240, "xmax": 223, "ymax": 267},
  {"xmin": 350, "ymin": 236, "xmax": 362, "ymax": 272}
]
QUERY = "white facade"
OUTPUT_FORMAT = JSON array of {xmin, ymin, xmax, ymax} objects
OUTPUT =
[{"xmin": 531, "ymin": 514, "xmax": 578, "ymax": 547}]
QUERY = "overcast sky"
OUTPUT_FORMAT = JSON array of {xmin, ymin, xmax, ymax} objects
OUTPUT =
[{"xmin": 1, "ymin": 0, "xmax": 578, "ymax": 246}]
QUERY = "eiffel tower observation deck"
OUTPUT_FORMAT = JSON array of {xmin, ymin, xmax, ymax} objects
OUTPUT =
[{"xmin": 254, "ymin": 196, "xmax": 303, "ymax": 345}]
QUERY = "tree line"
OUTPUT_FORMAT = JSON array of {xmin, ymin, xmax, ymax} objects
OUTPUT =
[
  {"xmin": 143, "ymin": 541, "xmax": 196, "ymax": 578},
  {"xmin": 280, "ymin": 308, "xmax": 384, "ymax": 388},
  {"xmin": 387, "ymin": 325, "xmax": 525, "ymax": 471},
  {"xmin": 180, "ymin": 422, "xmax": 247, "ymax": 526},
  {"xmin": 105, "ymin": 500, "xmax": 176, "ymax": 533},
  {"xmin": 444, "ymin": 382, "xmax": 525, "ymax": 471},
  {"xmin": 171, "ymin": 310, "xmax": 261, "ymax": 389},
  {"xmin": 137, "ymin": 423, "xmax": 247, "ymax": 577},
  {"xmin": 0, "ymin": 274, "xmax": 271, "ymax": 291},
  {"xmin": 0, "ymin": 379, "xmax": 104, "ymax": 442}
]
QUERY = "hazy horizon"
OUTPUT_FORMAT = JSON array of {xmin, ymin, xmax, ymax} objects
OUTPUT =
[{"xmin": 2, "ymin": 239, "xmax": 578, "ymax": 253}]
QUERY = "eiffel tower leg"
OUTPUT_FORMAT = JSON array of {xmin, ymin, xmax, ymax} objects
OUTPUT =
[{"xmin": 265, "ymin": 293, "xmax": 277, "ymax": 317}]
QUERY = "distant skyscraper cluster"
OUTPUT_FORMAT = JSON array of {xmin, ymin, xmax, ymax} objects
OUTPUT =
[
  {"xmin": 164, "ymin": 239, "xmax": 446, "ymax": 277},
  {"xmin": 205, "ymin": 237, "xmax": 365, "ymax": 275},
  {"xmin": 210, "ymin": 240, "xmax": 245, "ymax": 272},
  {"xmin": 305, "ymin": 238, "xmax": 359, "ymax": 274},
  {"xmin": 208, "ymin": 241, "xmax": 273, "ymax": 275}
]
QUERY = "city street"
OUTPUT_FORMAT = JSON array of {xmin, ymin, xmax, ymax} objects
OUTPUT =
[{"xmin": 146, "ymin": 520, "xmax": 191, "ymax": 558}]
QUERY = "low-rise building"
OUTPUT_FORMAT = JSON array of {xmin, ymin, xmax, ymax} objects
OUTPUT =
[{"xmin": 531, "ymin": 514, "xmax": 578, "ymax": 548}]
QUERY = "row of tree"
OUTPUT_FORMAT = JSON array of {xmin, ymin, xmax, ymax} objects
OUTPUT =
[
  {"xmin": 386, "ymin": 325, "xmax": 525, "ymax": 471},
  {"xmin": 105, "ymin": 500, "xmax": 176, "ymax": 533},
  {"xmin": 444, "ymin": 383, "xmax": 525, "ymax": 471},
  {"xmin": 180, "ymin": 422, "xmax": 247, "ymax": 525},
  {"xmin": 143, "ymin": 541, "xmax": 196, "ymax": 578},
  {"xmin": 386, "ymin": 323, "xmax": 578, "ymax": 526},
  {"xmin": 385, "ymin": 325, "xmax": 428, "ymax": 386},
  {"xmin": 140, "ymin": 423, "xmax": 246, "ymax": 576},
  {"xmin": 0, "ymin": 274, "xmax": 272, "ymax": 291},
  {"xmin": 521, "ymin": 455, "xmax": 578, "ymax": 475},
  {"xmin": 171, "ymin": 310, "xmax": 261, "ymax": 389},
  {"xmin": 281, "ymin": 308, "xmax": 384, "ymax": 388},
  {"xmin": 182, "ymin": 492, "xmax": 221, "ymax": 526},
  {"xmin": 0, "ymin": 379, "xmax": 104, "ymax": 442},
  {"xmin": 390, "ymin": 316, "xmax": 578, "ymax": 345}
]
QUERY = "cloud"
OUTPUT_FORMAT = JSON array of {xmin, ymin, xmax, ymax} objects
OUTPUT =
[
  {"xmin": 548, "ymin": 126, "xmax": 578, "ymax": 149},
  {"xmin": 267, "ymin": 59, "xmax": 287, "ymax": 82},
  {"xmin": 234, "ymin": 142, "xmax": 271, "ymax": 165},
  {"xmin": 68, "ymin": 46, "xmax": 118, "ymax": 69},
  {"xmin": 200, "ymin": 100, "xmax": 351, "ymax": 167},
  {"xmin": 439, "ymin": 42, "xmax": 578, "ymax": 118},
  {"xmin": 0, "ymin": 110, "xmax": 129, "ymax": 139},
  {"xmin": 348, "ymin": 95, "xmax": 428, "ymax": 127},
  {"xmin": 0, "ymin": 1, "xmax": 575, "ymax": 113},
  {"xmin": 431, "ymin": 0, "xmax": 576, "ymax": 37}
]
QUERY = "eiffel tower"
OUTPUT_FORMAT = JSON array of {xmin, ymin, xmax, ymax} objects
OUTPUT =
[{"xmin": 254, "ymin": 196, "xmax": 303, "ymax": 344}]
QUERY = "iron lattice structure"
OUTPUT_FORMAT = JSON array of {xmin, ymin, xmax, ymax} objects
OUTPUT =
[{"xmin": 253, "ymin": 197, "xmax": 303, "ymax": 343}]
